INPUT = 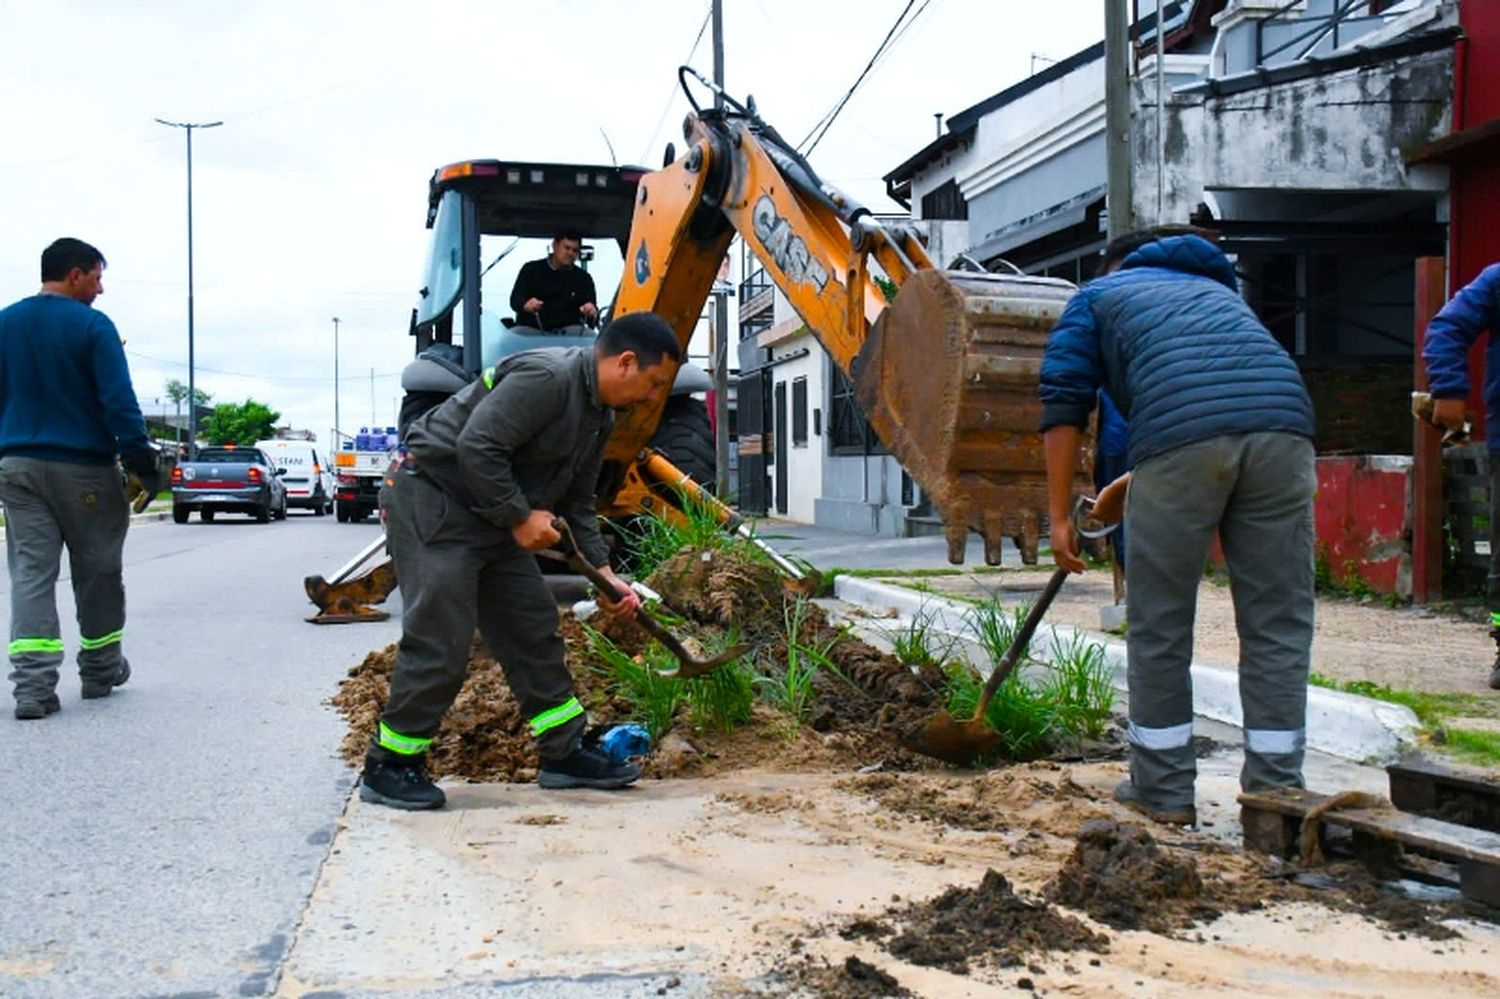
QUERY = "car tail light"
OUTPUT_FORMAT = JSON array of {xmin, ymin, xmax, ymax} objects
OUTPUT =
[
  {"xmin": 170, "ymin": 467, "xmax": 182, "ymax": 484},
  {"xmin": 247, "ymin": 467, "xmax": 262, "ymax": 483}
]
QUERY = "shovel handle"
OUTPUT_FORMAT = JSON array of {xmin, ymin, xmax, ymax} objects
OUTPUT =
[
  {"xmin": 548, "ymin": 518, "xmax": 701, "ymax": 662},
  {"xmin": 972, "ymin": 567, "xmax": 1070, "ymax": 719}
]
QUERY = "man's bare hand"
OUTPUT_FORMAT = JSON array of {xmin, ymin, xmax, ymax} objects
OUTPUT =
[
  {"xmin": 1432, "ymin": 397, "xmax": 1468, "ymax": 431},
  {"xmin": 1092, "ymin": 472, "xmax": 1132, "ymax": 526},
  {"xmin": 594, "ymin": 566, "xmax": 641, "ymax": 620},
  {"xmin": 580, "ymin": 301, "xmax": 599, "ymax": 321},
  {"xmin": 1051, "ymin": 519, "xmax": 1087, "ymax": 574},
  {"xmin": 512, "ymin": 509, "xmax": 560, "ymax": 551},
  {"xmin": 523, "ymin": 297, "xmax": 544, "ymax": 314}
]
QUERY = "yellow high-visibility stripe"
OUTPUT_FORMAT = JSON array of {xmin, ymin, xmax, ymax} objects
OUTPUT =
[
  {"xmin": 79, "ymin": 629, "xmax": 124, "ymax": 651},
  {"xmin": 9, "ymin": 638, "xmax": 63, "ymax": 655},
  {"xmin": 377, "ymin": 721, "xmax": 433, "ymax": 756},
  {"xmin": 529, "ymin": 697, "xmax": 583, "ymax": 736}
]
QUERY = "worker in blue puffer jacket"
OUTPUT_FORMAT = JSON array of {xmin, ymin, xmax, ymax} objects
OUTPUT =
[
  {"xmin": 1040, "ymin": 228, "xmax": 1317, "ymax": 827},
  {"xmin": 1420, "ymin": 262, "xmax": 1500, "ymax": 691}
]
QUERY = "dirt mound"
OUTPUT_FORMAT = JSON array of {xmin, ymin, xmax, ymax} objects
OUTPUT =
[
  {"xmin": 775, "ymin": 952, "xmax": 915, "ymax": 998},
  {"xmin": 1047, "ymin": 819, "xmax": 1216, "ymax": 933},
  {"xmin": 843, "ymin": 870, "xmax": 1109, "ymax": 976},
  {"xmin": 331, "ymin": 545, "xmax": 956, "ymax": 781}
]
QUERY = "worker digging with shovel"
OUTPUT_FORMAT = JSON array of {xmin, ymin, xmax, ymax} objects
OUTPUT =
[
  {"xmin": 359, "ymin": 313, "xmax": 680, "ymax": 810},
  {"xmin": 1037, "ymin": 227, "xmax": 1318, "ymax": 827}
]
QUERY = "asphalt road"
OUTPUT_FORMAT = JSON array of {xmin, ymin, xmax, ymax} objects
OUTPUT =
[{"xmin": 0, "ymin": 510, "xmax": 400, "ymax": 998}]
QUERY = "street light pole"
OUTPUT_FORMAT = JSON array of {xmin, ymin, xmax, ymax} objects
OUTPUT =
[
  {"xmin": 332, "ymin": 316, "xmax": 341, "ymax": 447},
  {"xmin": 155, "ymin": 117, "xmax": 222, "ymax": 459}
]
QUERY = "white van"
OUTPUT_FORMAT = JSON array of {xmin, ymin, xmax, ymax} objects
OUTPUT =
[{"xmin": 254, "ymin": 440, "xmax": 335, "ymax": 515}]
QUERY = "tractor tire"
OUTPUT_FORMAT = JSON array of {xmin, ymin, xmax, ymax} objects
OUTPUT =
[{"xmin": 648, "ymin": 395, "xmax": 716, "ymax": 495}]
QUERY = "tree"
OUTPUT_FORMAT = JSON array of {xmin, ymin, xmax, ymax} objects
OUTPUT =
[
  {"xmin": 201, "ymin": 399, "xmax": 281, "ymax": 445},
  {"xmin": 164, "ymin": 378, "xmax": 212, "ymax": 408},
  {"xmin": 163, "ymin": 378, "xmax": 213, "ymax": 449}
]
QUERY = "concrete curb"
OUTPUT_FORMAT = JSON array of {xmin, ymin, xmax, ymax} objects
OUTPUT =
[
  {"xmin": 833, "ymin": 575, "xmax": 1421, "ymax": 764},
  {"xmin": 0, "ymin": 507, "xmax": 171, "ymax": 543}
]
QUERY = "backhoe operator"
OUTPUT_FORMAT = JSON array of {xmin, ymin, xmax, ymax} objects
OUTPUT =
[
  {"xmin": 509, "ymin": 229, "xmax": 599, "ymax": 331},
  {"xmin": 359, "ymin": 312, "xmax": 680, "ymax": 810}
]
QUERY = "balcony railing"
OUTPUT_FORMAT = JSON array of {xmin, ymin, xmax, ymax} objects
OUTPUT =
[{"xmin": 1256, "ymin": 0, "xmax": 1414, "ymax": 68}]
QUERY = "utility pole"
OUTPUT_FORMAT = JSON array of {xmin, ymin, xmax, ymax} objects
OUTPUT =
[
  {"xmin": 711, "ymin": 0, "xmax": 731, "ymax": 498},
  {"xmin": 1103, "ymin": 0, "xmax": 1134, "ymax": 241},
  {"xmin": 155, "ymin": 118, "xmax": 222, "ymax": 459},
  {"xmin": 332, "ymin": 317, "xmax": 341, "ymax": 446}
]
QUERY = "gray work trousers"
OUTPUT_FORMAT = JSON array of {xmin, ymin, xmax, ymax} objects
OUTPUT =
[
  {"xmin": 377, "ymin": 468, "xmax": 584, "ymax": 760},
  {"xmin": 1124, "ymin": 431, "xmax": 1316, "ymax": 810},
  {"xmin": 0, "ymin": 456, "xmax": 130, "ymax": 701}
]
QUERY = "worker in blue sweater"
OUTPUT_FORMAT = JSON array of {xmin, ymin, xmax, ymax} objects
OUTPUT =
[
  {"xmin": 0, "ymin": 238, "xmax": 160, "ymax": 720},
  {"xmin": 1420, "ymin": 262, "xmax": 1500, "ymax": 690}
]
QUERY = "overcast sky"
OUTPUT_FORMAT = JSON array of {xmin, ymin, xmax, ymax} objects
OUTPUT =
[{"xmin": 0, "ymin": 0, "xmax": 1103, "ymax": 443}]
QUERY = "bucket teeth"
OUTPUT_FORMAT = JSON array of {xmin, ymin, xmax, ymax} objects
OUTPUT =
[{"xmin": 853, "ymin": 269, "xmax": 1094, "ymax": 565}]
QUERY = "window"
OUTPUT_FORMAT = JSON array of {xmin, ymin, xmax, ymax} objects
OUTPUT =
[
  {"xmin": 919, "ymin": 179, "xmax": 968, "ymax": 221},
  {"xmin": 792, "ymin": 377, "xmax": 808, "ymax": 446},
  {"xmin": 827, "ymin": 361, "xmax": 888, "ymax": 456}
]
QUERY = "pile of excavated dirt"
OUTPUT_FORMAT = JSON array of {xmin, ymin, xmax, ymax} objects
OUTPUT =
[
  {"xmin": 1046, "ymin": 819, "xmax": 1217, "ymax": 933},
  {"xmin": 330, "ymin": 545, "xmax": 951, "ymax": 781},
  {"xmin": 775, "ymin": 952, "xmax": 916, "ymax": 999},
  {"xmin": 839, "ymin": 869, "xmax": 1110, "ymax": 976}
]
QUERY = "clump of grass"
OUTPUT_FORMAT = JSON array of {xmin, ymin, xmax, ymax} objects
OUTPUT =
[
  {"xmin": 616, "ymin": 488, "xmax": 760, "ymax": 578},
  {"xmin": 758, "ymin": 597, "xmax": 839, "ymax": 722},
  {"xmin": 884, "ymin": 603, "xmax": 958, "ymax": 669},
  {"xmin": 1442, "ymin": 727, "xmax": 1500, "ymax": 768},
  {"xmin": 582, "ymin": 626, "xmax": 683, "ymax": 741},
  {"xmin": 944, "ymin": 596, "xmax": 1116, "ymax": 761},
  {"xmin": 684, "ymin": 627, "xmax": 756, "ymax": 732},
  {"xmin": 1041, "ymin": 630, "xmax": 1116, "ymax": 741}
]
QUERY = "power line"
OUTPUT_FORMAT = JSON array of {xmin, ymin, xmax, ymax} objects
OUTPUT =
[
  {"xmin": 799, "ymin": 0, "xmax": 933, "ymax": 155},
  {"xmin": 125, "ymin": 348, "xmax": 401, "ymax": 383},
  {"xmin": 637, "ymin": 2, "xmax": 715, "ymax": 164}
]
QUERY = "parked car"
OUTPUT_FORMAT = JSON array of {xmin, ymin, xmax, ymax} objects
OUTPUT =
[
  {"xmin": 171, "ymin": 445, "xmax": 288, "ymax": 523},
  {"xmin": 254, "ymin": 439, "xmax": 335, "ymax": 515}
]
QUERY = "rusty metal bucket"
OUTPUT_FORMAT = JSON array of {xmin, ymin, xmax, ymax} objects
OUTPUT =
[{"xmin": 853, "ymin": 269, "xmax": 1093, "ymax": 566}]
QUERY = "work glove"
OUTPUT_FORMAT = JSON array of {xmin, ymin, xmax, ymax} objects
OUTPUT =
[{"xmin": 122, "ymin": 449, "xmax": 163, "ymax": 512}]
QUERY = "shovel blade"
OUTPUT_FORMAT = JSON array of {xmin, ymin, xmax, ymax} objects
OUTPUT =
[
  {"xmin": 652, "ymin": 642, "xmax": 756, "ymax": 680},
  {"xmin": 901, "ymin": 711, "xmax": 1004, "ymax": 767}
]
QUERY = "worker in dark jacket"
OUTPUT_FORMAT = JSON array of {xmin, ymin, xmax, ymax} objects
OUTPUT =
[
  {"xmin": 360, "ymin": 313, "xmax": 680, "ymax": 810},
  {"xmin": 1040, "ymin": 230, "xmax": 1317, "ymax": 826},
  {"xmin": 509, "ymin": 230, "xmax": 599, "ymax": 332},
  {"xmin": 0, "ymin": 238, "xmax": 159, "ymax": 720},
  {"xmin": 1420, "ymin": 262, "xmax": 1500, "ymax": 690}
]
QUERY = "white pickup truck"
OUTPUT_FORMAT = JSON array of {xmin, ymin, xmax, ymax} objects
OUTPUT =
[{"xmin": 332, "ymin": 433, "xmax": 393, "ymax": 523}]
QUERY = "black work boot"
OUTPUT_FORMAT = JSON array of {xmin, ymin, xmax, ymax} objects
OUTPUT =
[
  {"xmin": 538, "ymin": 743, "xmax": 642, "ymax": 790},
  {"xmin": 82, "ymin": 659, "xmax": 131, "ymax": 700},
  {"xmin": 14, "ymin": 693, "xmax": 60, "ymax": 720},
  {"xmin": 360, "ymin": 749, "xmax": 446, "ymax": 810}
]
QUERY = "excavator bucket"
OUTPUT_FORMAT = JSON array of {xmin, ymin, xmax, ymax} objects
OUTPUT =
[{"xmin": 853, "ymin": 269, "xmax": 1093, "ymax": 566}]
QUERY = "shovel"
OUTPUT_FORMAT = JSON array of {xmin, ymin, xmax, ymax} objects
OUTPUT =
[
  {"xmin": 902, "ymin": 566, "xmax": 1070, "ymax": 765},
  {"xmin": 551, "ymin": 519, "xmax": 754, "ymax": 678}
]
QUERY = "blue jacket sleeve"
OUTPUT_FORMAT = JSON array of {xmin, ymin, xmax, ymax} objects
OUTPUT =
[
  {"xmin": 1039, "ymin": 291, "xmax": 1103, "ymax": 432},
  {"xmin": 90, "ymin": 313, "xmax": 150, "ymax": 456},
  {"xmin": 1423, "ymin": 264, "xmax": 1500, "ymax": 399}
]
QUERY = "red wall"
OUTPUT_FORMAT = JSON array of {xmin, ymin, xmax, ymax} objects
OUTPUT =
[{"xmin": 1209, "ymin": 456, "xmax": 1411, "ymax": 595}]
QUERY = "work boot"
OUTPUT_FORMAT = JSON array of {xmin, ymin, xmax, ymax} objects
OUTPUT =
[
  {"xmin": 538, "ymin": 744, "xmax": 642, "ymax": 790},
  {"xmin": 360, "ymin": 751, "xmax": 446, "ymax": 810},
  {"xmin": 81, "ymin": 659, "xmax": 131, "ymax": 700},
  {"xmin": 1112, "ymin": 780, "xmax": 1196, "ymax": 826},
  {"xmin": 14, "ymin": 693, "xmax": 60, "ymax": 720}
]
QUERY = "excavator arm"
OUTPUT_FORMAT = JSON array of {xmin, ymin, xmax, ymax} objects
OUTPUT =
[{"xmin": 606, "ymin": 70, "xmax": 1091, "ymax": 564}]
